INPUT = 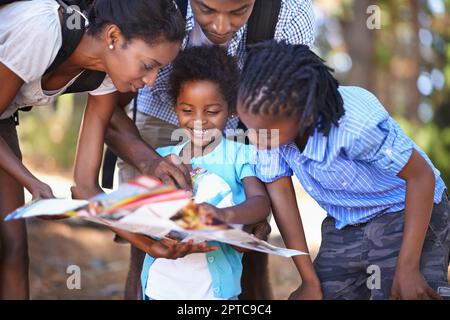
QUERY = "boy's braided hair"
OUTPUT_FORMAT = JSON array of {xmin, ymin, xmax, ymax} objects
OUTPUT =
[{"xmin": 238, "ymin": 40, "xmax": 345, "ymax": 136}]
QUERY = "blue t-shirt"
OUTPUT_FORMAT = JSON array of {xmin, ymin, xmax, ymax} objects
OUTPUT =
[{"xmin": 141, "ymin": 137, "xmax": 256, "ymax": 299}]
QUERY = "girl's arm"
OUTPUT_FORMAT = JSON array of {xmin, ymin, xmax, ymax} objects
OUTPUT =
[
  {"xmin": 266, "ymin": 176, "xmax": 322, "ymax": 300},
  {"xmin": 0, "ymin": 62, "xmax": 54, "ymax": 199},
  {"xmin": 391, "ymin": 149, "xmax": 442, "ymax": 300},
  {"xmin": 198, "ymin": 176, "xmax": 271, "ymax": 225}
]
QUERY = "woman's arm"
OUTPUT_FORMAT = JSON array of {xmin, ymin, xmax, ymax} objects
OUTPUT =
[
  {"xmin": 266, "ymin": 176, "xmax": 322, "ymax": 300},
  {"xmin": 0, "ymin": 62, "xmax": 53, "ymax": 199},
  {"xmin": 391, "ymin": 149, "xmax": 442, "ymax": 300},
  {"xmin": 71, "ymin": 92, "xmax": 118, "ymax": 198}
]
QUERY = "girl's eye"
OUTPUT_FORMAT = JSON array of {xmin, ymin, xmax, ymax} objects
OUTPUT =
[
  {"xmin": 207, "ymin": 111, "xmax": 220, "ymax": 115},
  {"xmin": 233, "ymin": 8, "xmax": 248, "ymax": 16},
  {"xmin": 182, "ymin": 109, "xmax": 192, "ymax": 113}
]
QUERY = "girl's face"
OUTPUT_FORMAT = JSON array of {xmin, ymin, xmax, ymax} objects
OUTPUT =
[
  {"xmin": 103, "ymin": 28, "xmax": 181, "ymax": 93},
  {"xmin": 175, "ymin": 80, "xmax": 230, "ymax": 148},
  {"xmin": 237, "ymin": 106, "xmax": 301, "ymax": 149}
]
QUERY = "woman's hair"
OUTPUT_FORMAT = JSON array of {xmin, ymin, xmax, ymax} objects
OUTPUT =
[
  {"xmin": 87, "ymin": 0, "xmax": 185, "ymax": 45},
  {"xmin": 238, "ymin": 40, "xmax": 345, "ymax": 136},
  {"xmin": 169, "ymin": 46, "xmax": 240, "ymax": 111}
]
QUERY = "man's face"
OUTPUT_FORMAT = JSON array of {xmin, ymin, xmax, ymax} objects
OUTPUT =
[{"xmin": 190, "ymin": 0, "xmax": 256, "ymax": 45}]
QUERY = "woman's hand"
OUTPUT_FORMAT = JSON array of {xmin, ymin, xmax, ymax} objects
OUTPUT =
[
  {"xmin": 28, "ymin": 180, "xmax": 54, "ymax": 200},
  {"xmin": 70, "ymin": 185, "xmax": 103, "ymax": 200}
]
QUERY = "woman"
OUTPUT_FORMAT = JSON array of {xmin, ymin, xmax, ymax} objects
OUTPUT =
[{"xmin": 0, "ymin": 0, "xmax": 186, "ymax": 299}]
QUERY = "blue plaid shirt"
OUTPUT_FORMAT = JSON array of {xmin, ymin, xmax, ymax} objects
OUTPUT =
[
  {"xmin": 255, "ymin": 86, "xmax": 446, "ymax": 229},
  {"xmin": 136, "ymin": 0, "xmax": 315, "ymax": 128}
]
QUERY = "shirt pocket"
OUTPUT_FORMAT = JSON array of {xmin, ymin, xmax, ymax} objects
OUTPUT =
[{"xmin": 310, "ymin": 158, "xmax": 358, "ymax": 191}]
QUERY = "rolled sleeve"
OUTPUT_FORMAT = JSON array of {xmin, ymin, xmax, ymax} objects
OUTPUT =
[
  {"xmin": 350, "ymin": 113, "xmax": 414, "ymax": 176},
  {"xmin": 254, "ymin": 147, "xmax": 293, "ymax": 183}
]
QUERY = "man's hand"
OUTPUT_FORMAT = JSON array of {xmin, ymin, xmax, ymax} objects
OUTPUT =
[
  {"xmin": 289, "ymin": 281, "xmax": 323, "ymax": 300},
  {"xmin": 390, "ymin": 268, "xmax": 442, "ymax": 300},
  {"xmin": 243, "ymin": 220, "xmax": 272, "ymax": 241},
  {"xmin": 141, "ymin": 154, "xmax": 192, "ymax": 191}
]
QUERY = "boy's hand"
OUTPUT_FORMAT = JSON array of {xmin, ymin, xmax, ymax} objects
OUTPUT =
[
  {"xmin": 390, "ymin": 268, "xmax": 442, "ymax": 300},
  {"xmin": 151, "ymin": 238, "xmax": 218, "ymax": 259},
  {"xmin": 289, "ymin": 281, "xmax": 323, "ymax": 300},
  {"xmin": 243, "ymin": 220, "xmax": 271, "ymax": 241}
]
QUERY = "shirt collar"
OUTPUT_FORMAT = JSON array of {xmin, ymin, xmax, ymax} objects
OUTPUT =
[{"xmin": 286, "ymin": 129, "xmax": 328, "ymax": 163}]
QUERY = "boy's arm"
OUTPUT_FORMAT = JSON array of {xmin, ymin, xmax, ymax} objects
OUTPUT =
[
  {"xmin": 392, "ymin": 149, "xmax": 442, "ymax": 300},
  {"xmin": 198, "ymin": 176, "xmax": 271, "ymax": 225},
  {"xmin": 266, "ymin": 176, "xmax": 322, "ymax": 300}
]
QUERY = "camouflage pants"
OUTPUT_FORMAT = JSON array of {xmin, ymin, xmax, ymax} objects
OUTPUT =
[{"xmin": 314, "ymin": 191, "xmax": 450, "ymax": 300}]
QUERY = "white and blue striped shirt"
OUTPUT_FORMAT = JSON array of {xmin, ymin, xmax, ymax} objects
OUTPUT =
[
  {"xmin": 136, "ymin": 0, "xmax": 315, "ymax": 128},
  {"xmin": 255, "ymin": 86, "xmax": 446, "ymax": 229}
]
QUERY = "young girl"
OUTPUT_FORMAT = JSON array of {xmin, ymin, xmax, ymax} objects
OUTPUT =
[
  {"xmin": 237, "ymin": 40, "xmax": 449, "ymax": 300},
  {"xmin": 140, "ymin": 46, "xmax": 271, "ymax": 300}
]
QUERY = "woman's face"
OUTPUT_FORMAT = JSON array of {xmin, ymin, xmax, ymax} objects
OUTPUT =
[
  {"xmin": 104, "ymin": 32, "xmax": 181, "ymax": 93},
  {"xmin": 174, "ymin": 80, "xmax": 230, "ymax": 148},
  {"xmin": 190, "ymin": 0, "xmax": 256, "ymax": 45}
]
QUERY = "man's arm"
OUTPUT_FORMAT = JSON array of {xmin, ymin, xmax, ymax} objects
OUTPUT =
[{"xmin": 105, "ymin": 101, "xmax": 191, "ymax": 190}]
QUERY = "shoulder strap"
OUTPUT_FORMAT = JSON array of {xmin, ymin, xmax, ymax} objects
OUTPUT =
[
  {"xmin": 46, "ymin": 0, "xmax": 106, "ymax": 93},
  {"xmin": 246, "ymin": 0, "xmax": 282, "ymax": 45}
]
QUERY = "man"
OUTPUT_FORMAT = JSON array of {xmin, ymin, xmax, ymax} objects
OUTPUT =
[{"xmin": 105, "ymin": 0, "xmax": 315, "ymax": 300}]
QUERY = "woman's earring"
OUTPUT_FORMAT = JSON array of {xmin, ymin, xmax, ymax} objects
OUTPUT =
[{"xmin": 109, "ymin": 44, "xmax": 114, "ymax": 50}]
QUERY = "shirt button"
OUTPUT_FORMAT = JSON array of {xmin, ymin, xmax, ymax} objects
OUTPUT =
[
  {"xmin": 342, "ymin": 181, "xmax": 348, "ymax": 187},
  {"xmin": 208, "ymin": 257, "xmax": 215, "ymax": 263},
  {"xmin": 213, "ymin": 287, "xmax": 220, "ymax": 293},
  {"xmin": 307, "ymin": 186, "xmax": 313, "ymax": 192}
]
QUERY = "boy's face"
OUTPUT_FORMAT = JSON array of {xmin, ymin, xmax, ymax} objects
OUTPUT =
[
  {"xmin": 190, "ymin": 0, "xmax": 256, "ymax": 45},
  {"xmin": 237, "ymin": 105, "xmax": 301, "ymax": 149},
  {"xmin": 175, "ymin": 80, "xmax": 230, "ymax": 148}
]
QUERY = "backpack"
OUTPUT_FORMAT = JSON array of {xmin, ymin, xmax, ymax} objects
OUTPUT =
[{"xmin": 101, "ymin": 0, "xmax": 282, "ymax": 189}]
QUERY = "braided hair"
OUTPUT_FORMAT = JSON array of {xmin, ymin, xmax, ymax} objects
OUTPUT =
[{"xmin": 238, "ymin": 40, "xmax": 344, "ymax": 136}]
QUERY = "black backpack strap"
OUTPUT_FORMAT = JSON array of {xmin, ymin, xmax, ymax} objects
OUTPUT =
[
  {"xmin": 175, "ymin": 0, "xmax": 188, "ymax": 19},
  {"xmin": 246, "ymin": 0, "xmax": 282, "ymax": 45},
  {"xmin": 46, "ymin": 0, "xmax": 106, "ymax": 93}
]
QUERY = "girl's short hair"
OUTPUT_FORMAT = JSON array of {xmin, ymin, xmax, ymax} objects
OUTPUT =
[
  {"xmin": 169, "ymin": 46, "xmax": 240, "ymax": 111},
  {"xmin": 238, "ymin": 40, "xmax": 345, "ymax": 136},
  {"xmin": 87, "ymin": 0, "xmax": 185, "ymax": 45}
]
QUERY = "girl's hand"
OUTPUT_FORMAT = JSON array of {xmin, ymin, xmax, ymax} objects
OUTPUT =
[
  {"xmin": 197, "ymin": 203, "xmax": 229, "ymax": 224},
  {"xmin": 151, "ymin": 239, "xmax": 218, "ymax": 259},
  {"xmin": 243, "ymin": 220, "xmax": 272, "ymax": 241},
  {"xmin": 28, "ymin": 180, "xmax": 54, "ymax": 200},
  {"xmin": 289, "ymin": 281, "xmax": 323, "ymax": 300}
]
